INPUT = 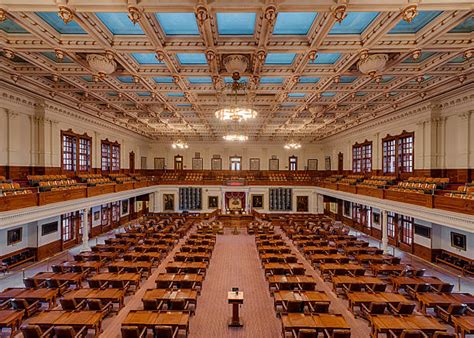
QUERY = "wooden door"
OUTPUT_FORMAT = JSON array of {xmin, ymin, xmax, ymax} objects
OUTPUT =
[
  {"xmin": 337, "ymin": 152, "xmax": 343, "ymax": 174},
  {"xmin": 129, "ymin": 151, "xmax": 135, "ymax": 173}
]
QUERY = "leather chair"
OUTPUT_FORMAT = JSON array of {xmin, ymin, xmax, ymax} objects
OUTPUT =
[
  {"xmin": 169, "ymin": 299, "xmax": 186, "ymax": 311},
  {"xmin": 361, "ymin": 302, "xmax": 386, "ymax": 320},
  {"xmin": 87, "ymin": 299, "xmax": 113, "ymax": 317},
  {"xmin": 54, "ymin": 326, "xmax": 87, "ymax": 338},
  {"xmin": 434, "ymin": 284, "xmax": 454, "ymax": 293},
  {"xmin": 88, "ymin": 279, "xmax": 108, "ymax": 289},
  {"xmin": 367, "ymin": 283, "xmax": 387, "ymax": 292},
  {"xmin": 311, "ymin": 302, "xmax": 330, "ymax": 313},
  {"xmin": 51, "ymin": 265, "xmax": 64, "ymax": 273},
  {"xmin": 10, "ymin": 298, "xmax": 41, "ymax": 317},
  {"xmin": 435, "ymin": 303, "xmax": 467, "ymax": 323},
  {"xmin": 45, "ymin": 278, "xmax": 69, "ymax": 295},
  {"xmin": 414, "ymin": 269, "xmax": 426, "ymax": 277},
  {"xmin": 406, "ymin": 283, "xmax": 431, "ymax": 298},
  {"xmin": 324, "ymin": 329, "xmax": 351, "ymax": 338},
  {"xmin": 143, "ymin": 299, "xmax": 159, "ymax": 310},
  {"xmin": 388, "ymin": 302, "xmax": 416, "ymax": 315},
  {"xmin": 21, "ymin": 325, "xmax": 53, "ymax": 338},
  {"xmin": 153, "ymin": 325, "xmax": 178, "ymax": 338},
  {"xmin": 298, "ymin": 329, "xmax": 317, "ymax": 338},
  {"xmin": 110, "ymin": 280, "xmax": 131, "ymax": 293},
  {"xmin": 432, "ymin": 331, "xmax": 456, "ymax": 338},
  {"xmin": 396, "ymin": 330, "xmax": 425, "ymax": 338},
  {"xmin": 60, "ymin": 298, "xmax": 86, "ymax": 311},
  {"xmin": 285, "ymin": 300, "xmax": 304, "ymax": 313},
  {"xmin": 23, "ymin": 277, "xmax": 43, "ymax": 288}
]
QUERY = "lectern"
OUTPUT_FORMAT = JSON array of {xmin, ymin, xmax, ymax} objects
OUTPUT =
[{"xmin": 227, "ymin": 290, "xmax": 244, "ymax": 327}]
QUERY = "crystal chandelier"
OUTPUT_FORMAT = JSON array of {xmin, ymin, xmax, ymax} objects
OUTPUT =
[
  {"xmin": 284, "ymin": 140, "xmax": 302, "ymax": 150},
  {"xmin": 172, "ymin": 140, "xmax": 189, "ymax": 149},
  {"xmin": 223, "ymin": 134, "xmax": 248, "ymax": 142},
  {"xmin": 215, "ymin": 55, "xmax": 257, "ymax": 122}
]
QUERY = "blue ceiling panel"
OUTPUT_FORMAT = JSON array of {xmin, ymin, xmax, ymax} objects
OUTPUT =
[
  {"xmin": 273, "ymin": 12, "xmax": 317, "ymax": 35},
  {"xmin": 448, "ymin": 55, "xmax": 466, "ymax": 63},
  {"xmin": 389, "ymin": 11, "xmax": 442, "ymax": 34},
  {"xmin": 96, "ymin": 13, "xmax": 144, "ymax": 35},
  {"xmin": 137, "ymin": 92, "xmax": 151, "ymax": 96},
  {"xmin": 0, "ymin": 19, "xmax": 28, "ymax": 33},
  {"xmin": 36, "ymin": 12, "xmax": 86, "ymax": 34},
  {"xmin": 188, "ymin": 77, "xmax": 213, "ymax": 84},
  {"xmin": 449, "ymin": 17, "xmax": 473, "ymax": 33},
  {"xmin": 167, "ymin": 92, "xmax": 185, "ymax": 97},
  {"xmin": 310, "ymin": 53, "xmax": 341, "ymax": 64},
  {"xmin": 224, "ymin": 76, "xmax": 248, "ymax": 83},
  {"xmin": 81, "ymin": 75, "xmax": 93, "ymax": 82},
  {"xmin": 265, "ymin": 53, "xmax": 296, "ymax": 65},
  {"xmin": 153, "ymin": 77, "xmax": 174, "ymax": 83},
  {"xmin": 216, "ymin": 13, "xmax": 256, "ymax": 35},
  {"xmin": 176, "ymin": 53, "xmax": 207, "ymax": 65},
  {"xmin": 340, "ymin": 76, "xmax": 357, "ymax": 83},
  {"xmin": 131, "ymin": 53, "xmax": 163, "ymax": 65},
  {"xmin": 321, "ymin": 92, "xmax": 336, "ymax": 97},
  {"xmin": 260, "ymin": 77, "xmax": 284, "ymax": 84},
  {"xmin": 329, "ymin": 12, "xmax": 379, "ymax": 34},
  {"xmin": 42, "ymin": 51, "xmax": 73, "ymax": 63},
  {"xmin": 381, "ymin": 75, "xmax": 394, "ymax": 83},
  {"xmin": 155, "ymin": 13, "xmax": 199, "ymax": 35},
  {"xmin": 117, "ymin": 76, "xmax": 134, "ymax": 83},
  {"xmin": 402, "ymin": 51, "xmax": 435, "ymax": 63},
  {"xmin": 299, "ymin": 77, "xmax": 320, "ymax": 83},
  {"xmin": 288, "ymin": 93, "xmax": 306, "ymax": 98}
]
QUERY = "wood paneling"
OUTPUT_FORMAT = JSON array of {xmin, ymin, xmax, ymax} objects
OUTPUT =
[
  {"xmin": 38, "ymin": 188, "xmax": 87, "ymax": 205},
  {"xmin": 413, "ymin": 243, "xmax": 432, "ymax": 262},
  {"xmin": 371, "ymin": 227, "xmax": 382, "ymax": 240},
  {"xmin": 0, "ymin": 193, "xmax": 38, "ymax": 212},
  {"xmin": 37, "ymin": 239, "xmax": 62, "ymax": 260}
]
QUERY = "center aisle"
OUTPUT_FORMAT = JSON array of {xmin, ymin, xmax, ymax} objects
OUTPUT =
[{"xmin": 189, "ymin": 229, "xmax": 281, "ymax": 338}]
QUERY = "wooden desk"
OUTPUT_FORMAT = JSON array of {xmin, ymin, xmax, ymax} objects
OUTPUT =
[
  {"xmin": 263, "ymin": 263, "xmax": 305, "ymax": 275},
  {"xmin": 134, "ymin": 244, "xmax": 170, "ymax": 253},
  {"xmin": 89, "ymin": 272, "xmax": 141, "ymax": 287},
  {"xmin": 273, "ymin": 290, "xmax": 330, "ymax": 312},
  {"xmin": 109, "ymin": 261, "xmax": 152, "ymax": 275},
  {"xmin": 356, "ymin": 254, "xmax": 394, "ymax": 264},
  {"xmin": 320, "ymin": 263, "xmax": 366, "ymax": 276},
  {"xmin": 281, "ymin": 313, "xmax": 349, "ymax": 336},
  {"xmin": 165, "ymin": 262, "xmax": 207, "ymax": 274},
  {"xmin": 416, "ymin": 293, "xmax": 474, "ymax": 313},
  {"xmin": 0, "ymin": 310, "xmax": 24, "ymax": 336},
  {"xmin": 370, "ymin": 314, "xmax": 446, "ymax": 338},
  {"xmin": 155, "ymin": 274, "xmax": 204, "ymax": 289},
  {"xmin": 59, "ymin": 261, "xmax": 103, "ymax": 273},
  {"xmin": 180, "ymin": 245, "xmax": 213, "ymax": 253},
  {"xmin": 0, "ymin": 288, "xmax": 58, "ymax": 309},
  {"xmin": 77, "ymin": 251, "xmax": 118, "ymax": 261},
  {"xmin": 28, "ymin": 310, "xmax": 103, "ymax": 337},
  {"xmin": 452, "ymin": 316, "xmax": 474, "ymax": 338},
  {"xmin": 93, "ymin": 243, "xmax": 129, "ymax": 252},
  {"xmin": 260, "ymin": 253, "xmax": 297, "ymax": 263},
  {"xmin": 143, "ymin": 289, "xmax": 197, "ymax": 302},
  {"xmin": 122, "ymin": 310, "xmax": 189, "ymax": 334},
  {"xmin": 123, "ymin": 252, "xmax": 162, "ymax": 263},
  {"xmin": 347, "ymin": 292, "xmax": 411, "ymax": 312},
  {"xmin": 344, "ymin": 246, "xmax": 380, "ymax": 255},
  {"xmin": 302, "ymin": 246, "xmax": 337, "ymax": 255},
  {"xmin": 268, "ymin": 275, "xmax": 317, "ymax": 291},
  {"xmin": 310, "ymin": 254, "xmax": 349, "ymax": 264},
  {"xmin": 371, "ymin": 264, "xmax": 408, "ymax": 276},
  {"xmin": 174, "ymin": 252, "xmax": 211, "ymax": 262},
  {"xmin": 63, "ymin": 288, "xmax": 125, "ymax": 309},
  {"xmin": 332, "ymin": 276, "xmax": 385, "ymax": 292},
  {"xmin": 258, "ymin": 245, "xmax": 291, "ymax": 254},
  {"xmin": 31, "ymin": 272, "xmax": 83, "ymax": 287},
  {"xmin": 390, "ymin": 276, "xmax": 445, "ymax": 292}
]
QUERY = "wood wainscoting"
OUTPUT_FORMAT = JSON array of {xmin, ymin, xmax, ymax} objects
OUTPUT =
[{"xmin": 37, "ymin": 239, "xmax": 62, "ymax": 261}]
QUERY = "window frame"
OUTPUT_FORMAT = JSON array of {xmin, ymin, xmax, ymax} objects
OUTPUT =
[
  {"xmin": 289, "ymin": 156, "xmax": 298, "ymax": 171},
  {"xmin": 387, "ymin": 212, "xmax": 396, "ymax": 238},
  {"xmin": 61, "ymin": 212, "xmax": 74, "ymax": 242},
  {"xmin": 400, "ymin": 215, "xmax": 414, "ymax": 245},
  {"xmin": 382, "ymin": 131, "xmax": 414, "ymax": 175},
  {"xmin": 61, "ymin": 130, "xmax": 92, "ymax": 173},
  {"xmin": 352, "ymin": 140, "xmax": 372, "ymax": 173},
  {"xmin": 229, "ymin": 156, "xmax": 242, "ymax": 171},
  {"xmin": 101, "ymin": 139, "xmax": 120, "ymax": 172}
]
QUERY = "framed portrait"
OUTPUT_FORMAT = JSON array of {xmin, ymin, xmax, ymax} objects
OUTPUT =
[
  {"xmin": 94, "ymin": 211, "xmax": 100, "ymax": 221},
  {"xmin": 208, "ymin": 196, "xmax": 219, "ymax": 209},
  {"xmin": 163, "ymin": 194, "xmax": 175, "ymax": 211},
  {"xmin": 121, "ymin": 199, "xmax": 129, "ymax": 215},
  {"xmin": 249, "ymin": 158, "xmax": 260, "ymax": 171},
  {"xmin": 307, "ymin": 159, "xmax": 318, "ymax": 171},
  {"xmin": 451, "ymin": 232, "xmax": 466, "ymax": 251},
  {"xmin": 192, "ymin": 157, "xmax": 203, "ymax": 170},
  {"xmin": 211, "ymin": 157, "xmax": 222, "ymax": 170},
  {"xmin": 154, "ymin": 157, "xmax": 165, "ymax": 170},
  {"xmin": 252, "ymin": 194, "xmax": 264, "ymax": 209},
  {"xmin": 325, "ymin": 156, "xmax": 331, "ymax": 170},
  {"xmin": 296, "ymin": 196, "xmax": 309, "ymax": 212},
  {"xmin": 7, "ymin": 228, "xmax": 22, "ymax": 245},
  {"xmin": 373, "ymin": 212, "xmax": 380, "ymax": 226},
  {"xmin": 269, "ymin": 158, "xmax": 279, "ymax": 170}
]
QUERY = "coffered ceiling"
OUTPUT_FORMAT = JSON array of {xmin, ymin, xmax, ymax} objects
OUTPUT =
[{"xmin": 0, "ymin": 0, "xmax": 472, "ymax": 142}]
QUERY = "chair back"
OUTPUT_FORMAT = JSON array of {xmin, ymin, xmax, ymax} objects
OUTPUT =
[
  {"xmin": 400, "ymin": 330, "xmax": 424, "ymax": 338},
  {"xmin": 60, "ymin": 298, "xmax": 78, "ymax": 310},
  {"xmin": 21, "ymin": 325, "xmax": 44, "ymax": 338},
  {"xmin": 391, "ymin": 257, "xmax": 401, "ymax": 264},
  {"xmin": 287, "ymin": 300, "xmax": 304, "ymax": 313},
  {"xmin": 153, "ymin": 325, "xmax": 174, "ymax": 338},
  {"xmin": 369, "ymin": 302, "xmax": 386, "ymax": 314},
  {"xmin": 331, "ymin": 329, "xmax": 351, "ymax": 338},
  {"xmin": 53, "ymin": 326, "xmax": 79, "ymax": 338},
  {"xmin": 143, "ymin": 299, "xmax": 158, "ymax": 310},
  {"xmin": 23, "ymin": 278, "xmax": 37, "ymax": 288},
  {"xmin": 397, "ymin": 302, "xmax": 416, "ymax": 315},
  {"xmin": 312, "ymin": 302, "xmax": 330, "ymax": 313},
  {"xmin": 73, "ymin": 255, "xmax": 84, "ymax": 262},
  {"xmin": 87, "ymin": 299, "xmax": 103, "ymax": 311},
  {"xmin": 298, "ymin": 329, "xmax": 317, "ymax": 338},
  {"xmin": 45, "ymin": 279, "xmax": 59, "ymax": 288},
  {"xmin": 448, "ymin": 303, "xmax": 467, "ymax": 316},
  {"xmin": 433, "ymin": 331, "xmax": 456, "ymax": 338},
  {"xmin": 438, "ymin": 284, "xmax": 454, "ymax": 293},
  {"xmin": 88, "ymin": 280, "xmax": 104, "ymax": 288},
  {"xmin": 414, "ymin": 269, "xmax": 426, "ymax": 277},
  {"xmin": 372, "ymin": 284, "xmax": 387, "ymax": 292},
  {"xmin": 415, "ymin": 283, "xmax": 431, "ymax": 293},
  {"xmin": 51, "ymin": 265, "xmax": 63, "ymax": 273},
  {"xmin": 157, "ymin": 281, "xmax": 171, "ymax": 289},
  {"xmin": 169, "ymin": 299, "xmax": 186, "ymax": 310},
  {"xmin": 11, "ymin": 298, "xmax": 28, "ymax": 310}
]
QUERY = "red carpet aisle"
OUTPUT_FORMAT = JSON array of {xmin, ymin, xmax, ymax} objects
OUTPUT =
[{"xmin": 189, "ymin": 229, "xmax": 281, "ymax": 338}]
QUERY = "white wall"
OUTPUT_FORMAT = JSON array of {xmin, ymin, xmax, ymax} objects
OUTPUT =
[
  {"xmin": 0, "ymin": 222, "xmax": 36, "ymax": 256},
  {"xmin": 37, "ymin": 216, "xmax": 61, "ymax": 247}
]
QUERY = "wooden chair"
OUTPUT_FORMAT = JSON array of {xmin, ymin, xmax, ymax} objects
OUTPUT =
[
  {"xmin": 21, "ymin": 325, "xmax": 53, "ymax": 338},
  {"xmin": 432, "ymin": 331, "xmax": 456, "ymax": 338},
  {"xmin": 54, "ymin": 326, "xmax": 87, "ymax": 338},
  {"xmin": 389, "ymin": 329, "xmax": 425, "ymax": 338},
  {"xmin": 10, "ymin": 298, "xmax": 41, "ymax": 317},
  {"xmin": 45, "ymin": 278, "xmax": 69, "ymax": 295},
  {"xmin": 87, "ymin": 299, "xmax": 113, "ymax": 317},
  {"xmin": 169, "ymin": 299, "xmax": 186, "ymax": 311},
  {"xmin": 284, "ymin": 300, "xmax": 304, "ymax": 313},
  {"xmin": 298, "ymin": 329, "xmax": 318, "ymax": 338},
  {"xmin": 310, "ymin": 302, "xmax": 330, "ymax": 313},
  {"xmin": 367, "ymin": 283, "xmax": 387, "ymax": 292},
  {"xmin": 88, "ymin": 279, "xmax": 108, "ymax": 289},
  {"xmin": 406, "ymin": 283, "xmax": 431, "ymax": 298},
  {"xmin": 60, "ymin": 298, "xmax": 86, "ymax": 311},
  {"xmin": 388, "ymin": 302, "xmax": 416, "ymax": 315},
  {"xmin": 23, "ymin": 277, "xmax": 44, "ymax": 288},
  {"xmin": 51, "ymin": 265, "xmax": 64, "ymax": 273},
  {"xmin": 153, "ymin": 325, "xmax": 178, "ymax": 338},
  {"xmin": 143, "ymin": 299, "xmax": 159, "ymax": 310},
  {"xmin": 433, "ymin": 283, "xmax": 454, "ymax": 293},
  {"xmin": 435, "ymin": 303, "xmax": 467, "ymax": 323},
  {"xmin": 361, "ymin": 302, "xmax": 386, "ymax": 320},
  {"xmin": 324, "ymin": 329, "xmax": 351, "ymax": 338}
]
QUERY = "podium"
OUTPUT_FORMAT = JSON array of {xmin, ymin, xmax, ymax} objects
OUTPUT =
[{"xmin": 227, "ymin": 291, "xmax": 244, "ymax": 327}]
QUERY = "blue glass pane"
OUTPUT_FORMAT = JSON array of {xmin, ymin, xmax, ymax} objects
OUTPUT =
[
  {"xmin": 355, "ymin": 92, "xmax": 366, "ymax": 96},
  {"xmin": 177, "ymin": 103, "xmax": 192, "ymax": 107},
  {"xmin": 108, "ymin": 92, "xmax": 118, "ymax": 96},
  {"xmin": 299, "ymin": 77, "xmax": 320, "ymax": 83},
  {"xmin": 265, "ymin": 53, "xmax": 296, "ymax": 65},
  {"xmin": 137, "ymin": 92, "xmax": 151, "ymax": 96},
  {"xmin": 188, "ymin": 77, "xmax": 212, "ymax": 84},
  {"xmin": 176, "ymin": 53, "xmax": 207, "ymax": 65},
  {"xmin": 167, "ymin": 92, "xmax": 185, "ymax": 97},
  {"xmin": 288, "ymin": 93, "xmax": 306, "ymax": 98},
  {"xmin": 131, "ymin": 53, "xmax": 163, "ymax": 65},
  {"xmin": 117, "ymin": 76, "xmax": 134, "ymax": 83},
  {"xmin": 448, "ymin": 55, "xmax": 466, "ymax": 63},
  {"xmin": 389, "ymin": 11, "xmax": 442, "ymax": 34},
  {"xmin": 329, "ymin": 12, "xmax": 379, "ymax": 34},
  {"xmin": 153, "ymin": 77, "xmax": 174, "ymax": 83},
  {"xmin": 310, "ymin": 53, "xmax": 341, "ymax": 64},
  {"xmin": 36, "ymin": 12, "xmax": 86, "ymax": 34},
  {"xmin": 216, "ymin": 13, "xmax": 256, "ymax": 35},
  {"xmin": 0, "ymin": 19, "xmax": 28, "ymax": 33},
  {"xmin": 381, "ymin": 75, "xmax": 394, "ymax": 83},
  {"xmin": 340, "ymin": 76, "xmax": 357, "ymax": 83},
  {"xmin": 81, "ymin": 75, "xmax": 93, "ymax": 82},
  {"xmin": 273, "ymin": 12, "xmax": 317, "ymax": 35},
  {"xmin": 155, "ymin": 13, "xmax": 199, "ymax": 35},
  {"xmin": 449, "ymin": 17, "xmax": 474, "ymax": 33},
  {"xmin": 96, "ymin": 13, "xmax": 144, "ymax": 35},
  {"xmin": 42, "ymin": 51, "xmax": 73, "ymax": 63},
  {"xmin": 260, "ymin": 77, "xmax": 284, "ymax": 84},
  {"xmin": 321, "ymin": 92, "xmax": 336, "ymax": 97},
  {"xmin": 281, "ymin": 103, "xmax": 297, "ymax": 107},
  {"xmin": 224, "ymin": 76, "xmax": 248, "ymax": 83},
  {"xmin": 401, "ymin": 52, "xmax": 435, "ymax": 63}
]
